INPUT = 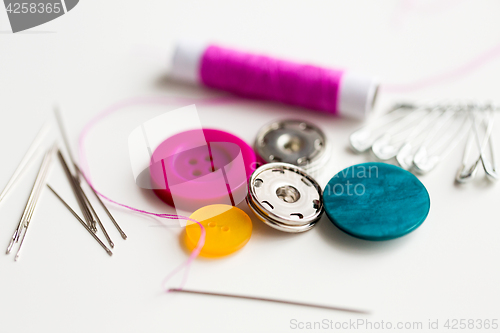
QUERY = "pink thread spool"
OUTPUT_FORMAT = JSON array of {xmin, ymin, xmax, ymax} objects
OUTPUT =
[{"xmin": 169, "ymin": 41, "xmax": 379, "ymax": 119}]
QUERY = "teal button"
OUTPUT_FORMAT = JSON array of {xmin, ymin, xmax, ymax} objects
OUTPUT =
[{"xmin": 324, "ymin": 162, "xmax": 430, "ymax": 241}]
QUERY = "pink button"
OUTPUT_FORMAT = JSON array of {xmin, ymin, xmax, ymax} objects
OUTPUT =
[{"xmin": 150, "ymin": 129, "xmax": 256, "ymax": 211}]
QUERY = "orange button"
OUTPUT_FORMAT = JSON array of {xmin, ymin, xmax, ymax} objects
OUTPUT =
[{"xmin": 186, "ymin": 204, "xmax": 252, "ymax": 257}]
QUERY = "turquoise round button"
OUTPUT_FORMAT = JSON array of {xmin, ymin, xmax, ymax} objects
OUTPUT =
[{"xmin": 324, "ymin": 162, "xmax": 430, "ymax": 241}]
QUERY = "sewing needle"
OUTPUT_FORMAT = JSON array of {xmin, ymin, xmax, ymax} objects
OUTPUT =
[
  {"xmin": 7, "ymin": 146, "xmax": 51, "ymax": 253},
  {"xmin": 53, "ymin": 106, "xmax": 78, "ymax": 177},
  {"xmin": 0, "ymin": 122, "xmax": 50, "ymax": 206},
  {"xmin": 7, "ymin": 147, "xmax": 52, "ymax": 252},
  {"xmin": 15, "ymin": 158, "xmax": 50, "ymax": 260},
  {"xmin": 9, "ymin": 145, "xmax": 56, "ymax": 260},
  {"xmin": 168, "ymin": 288, "xmax": 369, "ymax": 314},
  {"xmin": 6, "ymin": 170, "xmax": 43, "ymax": 254},
  {"xmin": 75, "ymin": 165, "xmax": 127, "ymax": 240},
  {"xmin": 79, "ymin": 182, "xmax": 114, "ymax": 248},
  {"xmin": 57, "ymin": 150, "xmax": 96, "ymax": 232},
  {"xmin": 47, "ymin": 184, "xmax": 112, "ymax": 256},
  {"xmin": 54, "ymin": 106, "xmax": 98, "ymax": 232}
]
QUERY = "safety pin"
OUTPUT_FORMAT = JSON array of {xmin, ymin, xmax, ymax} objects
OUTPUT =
[
  {"xmin": 7, "ymin": 144, "xmax": 57, "ymax": 260},
  {"xmin": 0, "ymin": 122, "xmax": 50, "ymax": 206},
  {"xmin": 456, "ymin": 127, "xmax": 479, "ymax": 183},
  {"xmin": 168, "ymin": 288, "xmax": 369, "ymax": 314},
  {"xmin": 456, "ymin": 106, "xmax": 496, "ymax": 182},
  {"xmin": 371, "ymin": 104, "xmax": 441, "ymax": 160},
  {"xmin": 413, "ymin": 105, "xmax": 470, "ymax": 174},
  {"xmin": 474, "ymin": 105, "xmax": 498, "ymax": 181},
  {"xmin": 47, "ymin": 184, "xmax": 112, "ymax": 256},
  {"xmin": 396, "ymin": 104, "xmax": 455, "ymax": 169},
  {"xmin": 349, "ymin": 103, "xmax": 420, "ymax": 153}
]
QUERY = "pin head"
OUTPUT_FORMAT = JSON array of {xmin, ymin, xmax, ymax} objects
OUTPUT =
[{"xmin": 246, "ymin": 163, "xmax": 323, "ymax": 233}]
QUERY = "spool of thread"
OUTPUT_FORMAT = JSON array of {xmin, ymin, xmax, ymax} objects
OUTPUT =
[{"xmin": 169, "ymin": 40, "xmax": 379, "ymax": 119}]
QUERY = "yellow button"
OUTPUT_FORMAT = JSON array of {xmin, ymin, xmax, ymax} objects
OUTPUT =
[{"xmin": 186, "ymin": 204, "xmax": 252, "ymax": 257}]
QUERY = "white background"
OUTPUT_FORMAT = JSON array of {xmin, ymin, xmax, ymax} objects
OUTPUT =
[{"xmin": 1, "ymin": 1, "xmax": 500, "ymax": 332}]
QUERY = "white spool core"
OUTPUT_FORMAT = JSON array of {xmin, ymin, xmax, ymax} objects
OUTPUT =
[
  {"xmin": 338, "ymin": 72, "xmax": 379, "ymax": 119},
  {"xmin": 169, "ymin": 40, "xmax": 207, "ymax": 83}
]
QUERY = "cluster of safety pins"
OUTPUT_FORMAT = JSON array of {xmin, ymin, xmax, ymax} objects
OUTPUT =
[
  {"xmin": 349, "ymin": 101, "xmax": 498, "ymax": 183},
  {"xmin": 4, "ymin": 108, "xmax": 127, "ymax": 261}
]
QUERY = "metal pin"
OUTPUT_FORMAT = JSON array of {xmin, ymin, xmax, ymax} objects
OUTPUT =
[
  {"xmin": 396, "ymin": 107, "xmax": 450, "ymax": 170},
  {"xmin": 473, "ymin": 105, "xmax": 498, "ymax": 181},
  {"xmin": 75, "ymin": 165, "xmax": 127, "ymax": 240},
  {"xmin": 371, "ymin": 105, "xmax": 436, "ymax": 160},
  {"xmin": 7, "ymin": 145, "xmax": 55, "ymax": 254},
  {"xmin": 79, "ymin": 182, "xmax": 114, "ymax": 248},
  {"xmin": 413, "ymin": 105, "xmax": 470, "ymax": 174},
  {"xmin": 456, "ymin": 129, "xmax": 479, "ymax": 183},
  {"xmin": 349, "ymin": 103, "xmax": 420, "ymax": 153},
  {"xmin": 0, "ymin": 122, "xmax": 50, "ymax": 206},
  {"xmin": 168, "ymin": 288, "xmax": 369, "ymax": 315},
  {"xmin": 54, "ymin": 106, "xmax": 78, "ymax": 178},
  {"xmin": 7, "ymin": 174, "xmax": 41, "ymax": 253},
  {"xmin": 54, "ymin": 106, "xmax": 98, "ymax": 232},
  {"xmin": 8, "ymin": 142, "xmax": 54, "ymax": 251},
  {"xmin": 456, "ymin": 106, "xmax": 496, "ymax": 182},
  {"xmin": 7, "ymin": 145, "xmax": 56, "ymax": 260},
  {"xmin": 47, "ymin": 184, "xmax": 112, "ymax": 256},
  {"xmin": 57, "ymin": 150, "xmax": 96, "ymax": 231}
]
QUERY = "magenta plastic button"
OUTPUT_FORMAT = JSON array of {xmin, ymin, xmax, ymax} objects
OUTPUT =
[{"xmin": 150, "ymin": 129, "xmax": 256, "ymax": 211}]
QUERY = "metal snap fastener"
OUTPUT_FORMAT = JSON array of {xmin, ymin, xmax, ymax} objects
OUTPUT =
[
  {"xmin": 246, "ymin": 162, "xmax": 324, "ymax": 233},
  {"xmin": 254, "ymin": 119, "xmax": 330, "ymax": 174}
]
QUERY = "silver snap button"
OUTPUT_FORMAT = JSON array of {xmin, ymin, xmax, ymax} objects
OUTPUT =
[
  {"xmin": 254, "ymin": 119, "xmax": 330, "ymax": 174},
  {"xmin": 246, "ymin": 162, "xmax": 324, "ymax": 233}
]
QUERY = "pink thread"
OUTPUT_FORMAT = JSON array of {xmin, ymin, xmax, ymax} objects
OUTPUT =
[
  {"xmin": 382, "ymin": 42, "xmax": 500, "ymax": 93},
  {"xmin": 78, "ymin": 96, "xmax": 234, "ymax": 290},
  {"xmin": 200, "ymin": 45, "xmax": 343, "ymax": 115},
  {"xmin": 391, "ymin": 0, "xmax": 465, "ymax": 28}
]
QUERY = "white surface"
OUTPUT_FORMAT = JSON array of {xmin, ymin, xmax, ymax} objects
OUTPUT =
[{"xmin": 1, "ymin": 1, "xmax": 500, "ymax": 332}]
